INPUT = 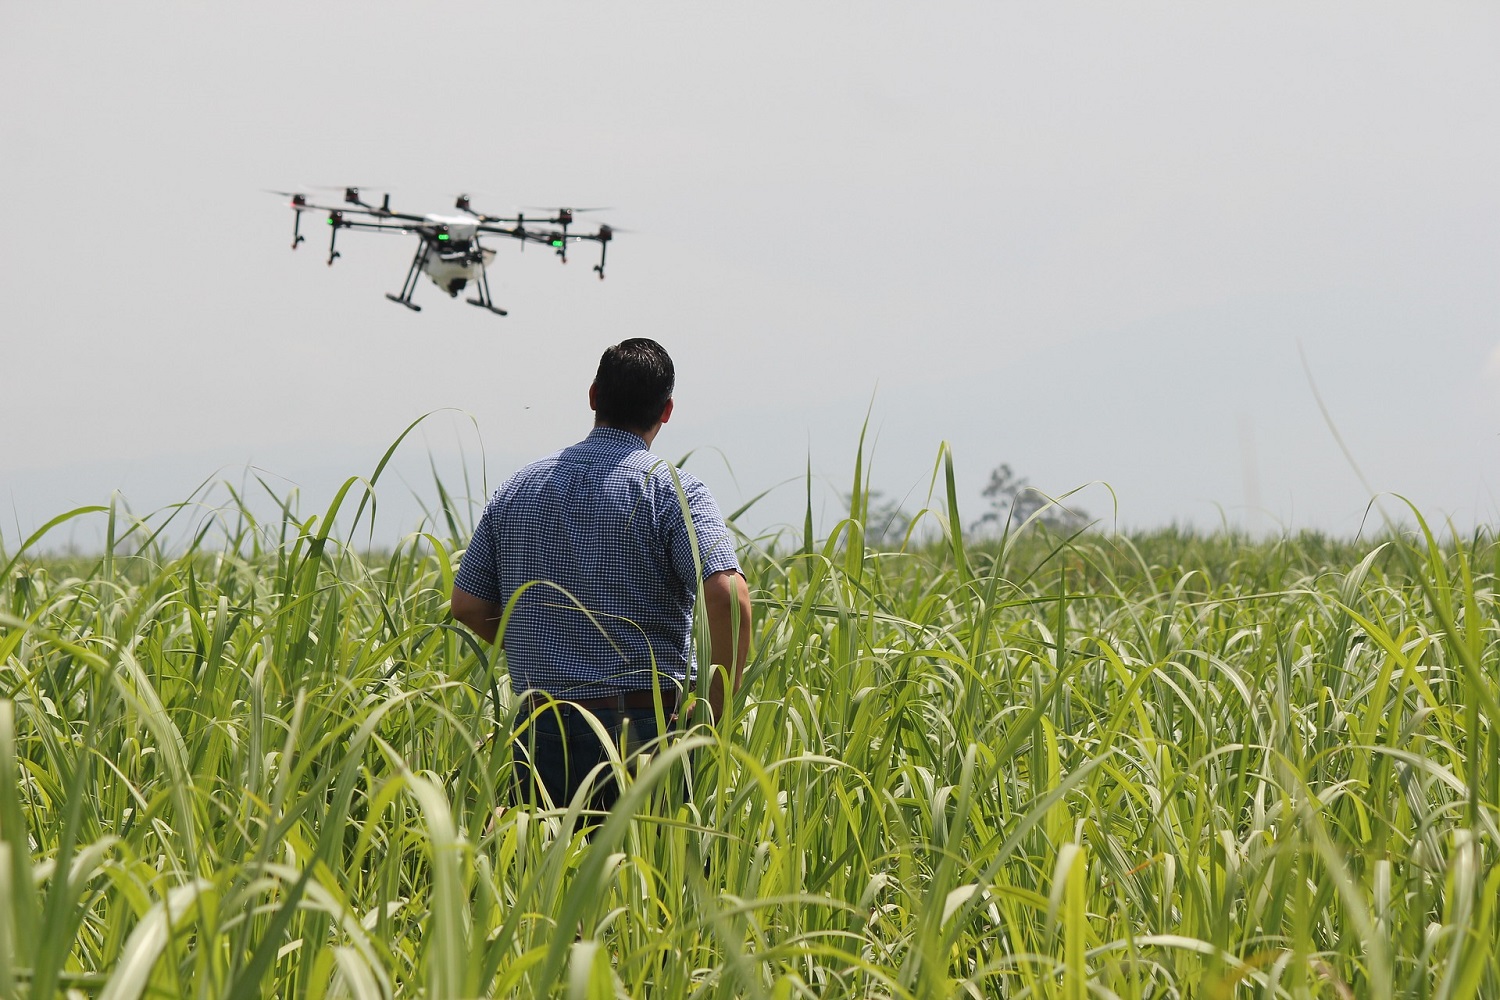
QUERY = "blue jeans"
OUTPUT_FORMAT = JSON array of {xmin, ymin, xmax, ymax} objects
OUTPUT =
[{"xmin": 510, "ymin": 702, "xmax": 676, "ymax": 812}]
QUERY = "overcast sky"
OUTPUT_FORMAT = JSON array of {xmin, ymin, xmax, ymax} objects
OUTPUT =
[{"xmin": 3, "ymin": 2, "xmax": 1496, "ymax": 548}]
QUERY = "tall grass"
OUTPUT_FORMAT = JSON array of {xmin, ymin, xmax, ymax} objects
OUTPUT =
[{"xmin": 0, "ymin": 444, "xmax": 1496, "ymax": 998}]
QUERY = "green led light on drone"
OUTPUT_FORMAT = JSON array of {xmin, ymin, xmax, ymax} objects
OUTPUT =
[
  {"xmin": 438, "ymin": 233, "xmax": 450, "ymax": 241},
  {"xmin": 551, "ymin": 239, "xmax": 564, "ymax": 247}
]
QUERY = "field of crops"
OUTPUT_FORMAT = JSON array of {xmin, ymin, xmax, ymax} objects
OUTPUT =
[{"xmin": 1, "ymin": 451, "xmax": 1496, "ymax": 999}]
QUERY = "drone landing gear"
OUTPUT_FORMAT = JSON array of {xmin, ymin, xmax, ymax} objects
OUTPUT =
[
  {"xmin": 592, "ymin": 236, "xmax": 609, "ymax": 280},
  {"xmin": 385, "ymin": 243, "xmax": 427, "ymax": 312},
  {"xmin": 466, "ymin": 268, "xmax": 508, "ymax": 316}
]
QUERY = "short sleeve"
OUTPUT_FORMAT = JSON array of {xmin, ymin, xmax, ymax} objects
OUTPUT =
[
  {"xmin": 666, "ymin": 474, "xmax": 741, "ymax": 586},
  {"xmin": 453, "ymin": 504, "xmax": 503, "ymax": 603}
]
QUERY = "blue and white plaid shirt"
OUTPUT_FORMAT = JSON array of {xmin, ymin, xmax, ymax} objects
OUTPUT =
[{"xmin": 454, "ymin": 427, "xmax": 741, "ymax": 699}]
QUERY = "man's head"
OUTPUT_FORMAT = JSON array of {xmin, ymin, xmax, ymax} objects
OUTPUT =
[{"xmin": 591, "ymin": 338, "xmax": 675, "ymax": 434}]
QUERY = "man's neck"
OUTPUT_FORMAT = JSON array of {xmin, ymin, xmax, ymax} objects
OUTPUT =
[{"xmin": 594, "ymin": 421, "xmax": 659, "ymax": 448}]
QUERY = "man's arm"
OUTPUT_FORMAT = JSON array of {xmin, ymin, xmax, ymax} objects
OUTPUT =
[
  {"xmin": 702, "ymin": 569, "xmax": 752, "ymax": 719},
  {"xmin": 451, "ymin": 585, "xmax": 505, "ymax": 644}
]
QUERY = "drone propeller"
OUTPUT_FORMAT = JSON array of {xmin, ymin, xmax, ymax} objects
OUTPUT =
[
  {"xmin": 524, "ymin": 206, "xmax": 613, "ymax": 229},
  {"xmin": 342, "ymin": 187, "xmax": 394, "ymax": 213},
  {"xmin": 458, "ymin": 194, "xmax": 531, "ymax": 224},
  {"xmin": 266, "ymin": 190, "xmax": 311, "ymax": 207},
  {"xmin": 295, "ymin": 184, "xmax": 395, "ymax": 211},
  {"xmin": 304, "ymin": 183, "xmax": 393, "ymax": 193}
]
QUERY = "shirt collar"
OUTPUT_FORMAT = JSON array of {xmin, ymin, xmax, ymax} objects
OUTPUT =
[{"xmin": 586, "ymin": 425, "xmax": 649, "ymax": 450}]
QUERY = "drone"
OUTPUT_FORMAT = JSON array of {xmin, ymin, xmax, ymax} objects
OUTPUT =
[{"xmin": 272, "ymin": 187, "xmax": 614, "ymax": 315}]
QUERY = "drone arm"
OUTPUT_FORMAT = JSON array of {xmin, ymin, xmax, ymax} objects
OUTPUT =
[
  {"xmin": 473, "ymin": 224, "xmax": 519, "ymax": 239},
  {"xmin": 474, "ymin": 224, "xmax": 562, "ymax": 246},
  {"xmin": 340, "ymin": 220, "xmax": 420, "ymax": 235}
]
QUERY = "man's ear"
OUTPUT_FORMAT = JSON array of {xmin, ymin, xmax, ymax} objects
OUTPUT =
[
  {"xmin": 588, "ymin": 383, "xmax": 599, "ymax": 412},
  {"xmin": 660, "ymin": 398, "xmax": 674, "ymax": 424}
]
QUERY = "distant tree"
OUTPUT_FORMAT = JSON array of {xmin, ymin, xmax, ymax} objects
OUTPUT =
[
  {"xmin": 972, "ymin": 464, "xmax": 1088, "ymax": 535},
  {"xmin": 845, "ymin": 490, "xmax": 913, "ymax": 548}
]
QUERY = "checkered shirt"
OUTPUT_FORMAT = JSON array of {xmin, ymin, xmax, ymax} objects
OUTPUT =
[{"xmin": 454, "ymin": 426, "xmax": 741, "ymax": 699}]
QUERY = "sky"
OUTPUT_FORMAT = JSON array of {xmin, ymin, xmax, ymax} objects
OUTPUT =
[{"xmin": 2, "ymin": 2, "xmax": 1497, "ymax": 549}]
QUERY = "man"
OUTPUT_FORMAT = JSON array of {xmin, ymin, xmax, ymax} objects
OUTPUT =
[{"xmin": 450, "ymin": 338, "xmax": 751, "ymax": 811}]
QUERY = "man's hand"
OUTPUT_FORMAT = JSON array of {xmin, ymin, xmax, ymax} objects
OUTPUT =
[
  {"xmin": 451, "ymin": 585, "xmax": 504, "ymax": 644},
  {"xmin": 702, "ymin": 569, "xmax": 752, "ymax": 720}
]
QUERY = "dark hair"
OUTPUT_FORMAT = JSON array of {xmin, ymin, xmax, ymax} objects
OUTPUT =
[{"xmin": 593, "ymin": 338, "xmax": 675, "ymax": 431}]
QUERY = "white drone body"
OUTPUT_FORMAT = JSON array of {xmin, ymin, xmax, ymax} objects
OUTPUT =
[{"xmin": 414, "ymin": 217, "xmax": 494, "ymax": 296}]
